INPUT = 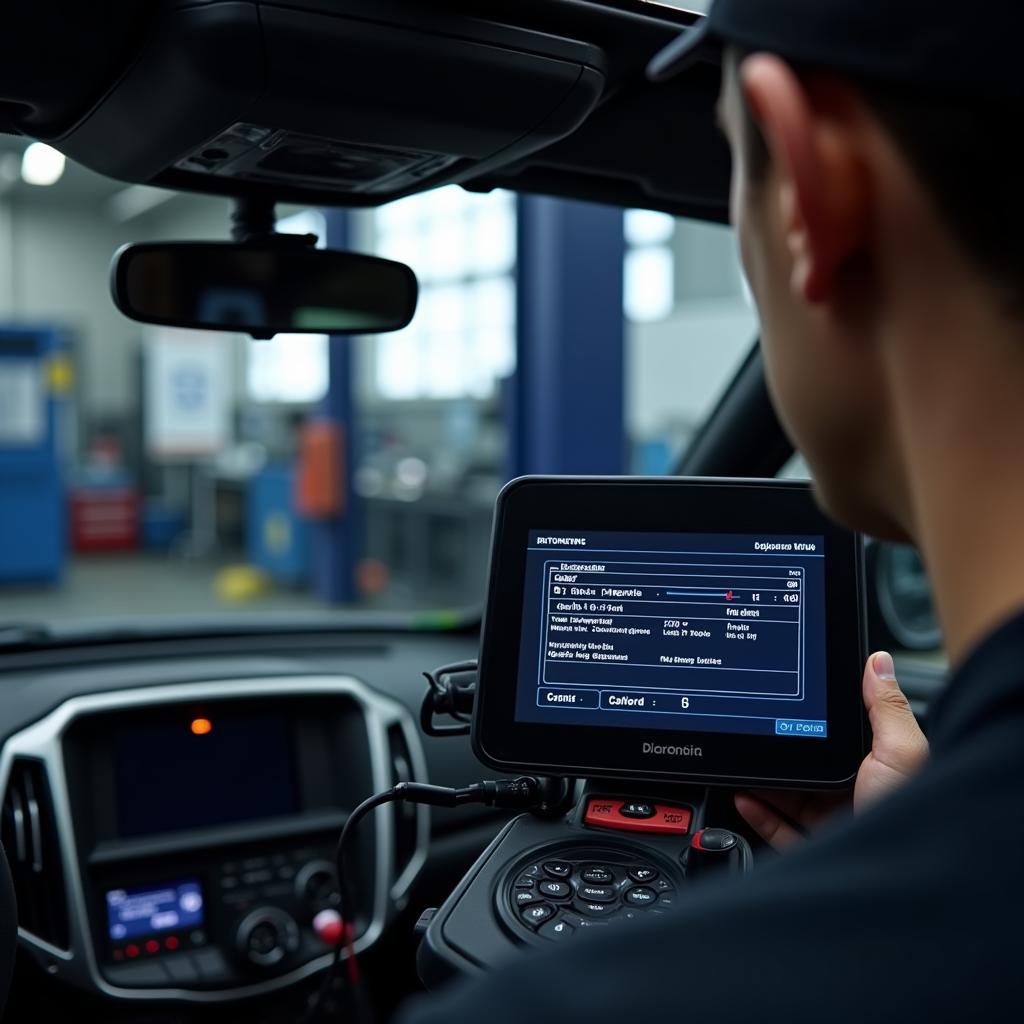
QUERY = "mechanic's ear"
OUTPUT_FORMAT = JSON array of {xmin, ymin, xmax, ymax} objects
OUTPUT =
[{"xmin": 740, "ymin": 54, "xmax": 868, "ymax": 305}]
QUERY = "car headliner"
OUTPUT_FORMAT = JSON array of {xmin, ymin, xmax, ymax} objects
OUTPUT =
[{"xmin": 0, "ymin": 0, "xmax": 730, "ymax": 223}]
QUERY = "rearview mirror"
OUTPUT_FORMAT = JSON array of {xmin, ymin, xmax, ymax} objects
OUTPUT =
[{"xmin": 110, "ymin": 241, "xmax": 418, "ymax": 338}]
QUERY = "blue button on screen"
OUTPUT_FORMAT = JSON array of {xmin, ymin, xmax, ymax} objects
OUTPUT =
[{"xmin": 775, "ymin": 718, "xmax": 828, "ymax": 738}]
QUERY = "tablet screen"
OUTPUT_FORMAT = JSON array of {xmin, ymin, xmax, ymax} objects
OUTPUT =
[{"xmin": 515, "ymin": 529, "xmax": 828, "ymax": 741}]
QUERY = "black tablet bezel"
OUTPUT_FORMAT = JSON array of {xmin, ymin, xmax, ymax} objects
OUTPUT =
[{"xmin": 471, "ymin": 476, "xmax": 868, "ymax": 789}]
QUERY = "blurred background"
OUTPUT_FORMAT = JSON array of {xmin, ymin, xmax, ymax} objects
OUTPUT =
[{"xmin": 0, "ymin": 138, "xmax": 762, "ymax": 625}]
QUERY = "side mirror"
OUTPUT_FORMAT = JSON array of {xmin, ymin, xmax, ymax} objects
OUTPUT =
[{"xmin": 110, "ymin": 241, "xmax": 418, "ymax": 338}]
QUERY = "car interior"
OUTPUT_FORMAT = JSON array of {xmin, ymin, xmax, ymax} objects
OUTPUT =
[{"xmin": 0, "ymin": 2, "xmax": 947, "ymax": 1022}]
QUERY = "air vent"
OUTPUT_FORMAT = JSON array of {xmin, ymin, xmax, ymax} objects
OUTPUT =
[
  {"xmin": 386, "ymin": 725, "xmax": 419, "ymax": 881},
  {"xmin": 1, "ymin": 758, "xmax": 69, "ymax": 949}
]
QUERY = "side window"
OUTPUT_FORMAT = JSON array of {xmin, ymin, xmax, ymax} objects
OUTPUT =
[{"xmin": 625, "ymin": 215, "xmax": 758, "ymax": 474}]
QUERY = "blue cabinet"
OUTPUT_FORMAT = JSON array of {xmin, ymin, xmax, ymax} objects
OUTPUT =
[
  {"xmin": 246, "ymin": 464, "xmax": 310, "ymax": 586},
  {"xmin": 0, "ymin": 328, "xmax": 69, "ymax": 584}
]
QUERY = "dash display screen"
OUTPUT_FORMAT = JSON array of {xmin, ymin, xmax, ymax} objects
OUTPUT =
[
  {"xmin": 106, "ymin": 879, "xmax": 204, "ymax": 942},
  {"xmin": 515, "ymin": 530, "xmax": 828, "ymax": 740},
  {"xmin": 113, "ymin": 715, "xmax": 299, "ymax": 838}
]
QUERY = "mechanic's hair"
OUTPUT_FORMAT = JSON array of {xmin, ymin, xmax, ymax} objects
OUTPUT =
[{"xmin": 733, "ymin": 51, "xmax": 1024, "ymax": 315}]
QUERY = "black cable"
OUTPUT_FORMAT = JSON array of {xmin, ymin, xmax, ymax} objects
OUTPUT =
[
  {"xmin": 304, "ymin": 777, "xmax": 542, "ymax": 1023},
  {"xmin": 303, "ymin": 789, "xmax": 399, "ymax": 1024}
]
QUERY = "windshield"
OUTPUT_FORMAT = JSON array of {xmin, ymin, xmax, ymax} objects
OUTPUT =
[{"xmin": 0, "ymin": 148, "xmax": 754, "ymax": 632}]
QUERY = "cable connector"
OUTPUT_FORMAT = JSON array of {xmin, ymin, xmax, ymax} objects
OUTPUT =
[
  {"xmin": 461, "ymin": 777, "xmax": 542, "ymax": 808},
  {"xmin": 390, "ymin": 777, "xmax": 542, "ymax": 810}
]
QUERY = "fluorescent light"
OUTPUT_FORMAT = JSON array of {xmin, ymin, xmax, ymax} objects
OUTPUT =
[
  {"xmin": 625, "ymin": 246, "xmax": 675, "ymax": 322},
  {"xmin": 21, "ymin": 143, "xmax": 66, "ymax": 186},
  {"xmin": 625, "ymin": 209, "xmax": 676, "ymax": 246}
]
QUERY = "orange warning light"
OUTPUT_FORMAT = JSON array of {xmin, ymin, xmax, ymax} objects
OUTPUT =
[{"xmin": 190, "ymin": 717, "xmax": 213, "ymax": 736}]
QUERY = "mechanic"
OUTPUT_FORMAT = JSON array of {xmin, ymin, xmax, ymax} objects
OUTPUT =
[{"xmin": 400, "ymin": 1, "xmax": 1023, "ymax": 1019}]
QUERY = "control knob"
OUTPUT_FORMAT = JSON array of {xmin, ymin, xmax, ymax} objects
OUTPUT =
[
  {"xmin": 236, "ymin": 907, "xmax": 300, "ymax": 968},
  {"xmin": 295, "ymin": 859, "xmax": 340, "ymax": 911}
]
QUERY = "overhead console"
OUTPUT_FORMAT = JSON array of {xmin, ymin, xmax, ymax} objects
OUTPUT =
[
  {"xmin": 51, "ymin": 0, "xmax": 606, "ymax": 207},
  {"xmin": 0, "ymin": 677, "xmax": 427, "ymax": 1003}
]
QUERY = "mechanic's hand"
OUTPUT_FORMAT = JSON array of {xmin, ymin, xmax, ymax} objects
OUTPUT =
[{"xmin": 733, "ymin": 651, "xmax": 929, "ymax": 849}]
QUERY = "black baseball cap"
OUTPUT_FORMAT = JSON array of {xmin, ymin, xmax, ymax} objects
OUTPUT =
[{"xmin": 647, "ymin": 0, "xmax": 1024, "ymax": 101}]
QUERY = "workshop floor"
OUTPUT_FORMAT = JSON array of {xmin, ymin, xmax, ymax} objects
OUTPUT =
[{"xmin": 0, "ymin": 553, "xmax": 324, "ymax": 627}]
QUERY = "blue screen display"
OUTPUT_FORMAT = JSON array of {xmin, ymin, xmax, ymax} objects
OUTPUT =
[
  {"xmin": 106, "ymin": 879, "xmax": 204, "ymax": 941},
  {"xmin": 515, "ymin": 530, "xmax": 828, "ymax": 739}
]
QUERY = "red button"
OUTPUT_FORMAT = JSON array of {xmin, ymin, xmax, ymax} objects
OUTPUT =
[
  {"xmin": 164, "ymin": 936, "xmax": 180, "ymax": 951},
  {"xmin": 125, "ymin": 944, "xmax": 140, "ymax": 959},
  {"xmin": 584, "ymin": 798, "xmax": 692, "ymax": 835},
  {"xmin": 144, "ymin": 939, "xmax": 160, "ymax": 955}
]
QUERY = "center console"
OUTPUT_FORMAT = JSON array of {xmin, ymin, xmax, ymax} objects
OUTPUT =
[
  {"xmin": 417, "ymin": 781, "xmax": 750, "ymax": 984},
  {"xmin": 0, "ymin": 676, "xmax": 427, "ymax": 1003}
]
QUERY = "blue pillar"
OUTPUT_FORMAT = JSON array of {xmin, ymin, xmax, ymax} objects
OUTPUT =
[
  {"xmin": 508, "ymin": 195, "xmax": 626, "ymax": 478},
  {"xmin": 310, "ymin": 210, "xmax": 361, "ymax": 604}
]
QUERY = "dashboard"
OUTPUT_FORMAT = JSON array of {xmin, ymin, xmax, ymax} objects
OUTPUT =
[
  {"xmin": 0, "ymin": 626, "xmax": 944, "ymax": 1017},
  {"xmin": 0, "ymin": 630, "xmax": 495, "ymax": 1015},
  {"xmin": 5, "ymin": 678, "xmax": 425, "ymax": 1002}
]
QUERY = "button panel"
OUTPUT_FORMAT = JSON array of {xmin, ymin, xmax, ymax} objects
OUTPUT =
[
  {"xmin": 504, "ymin": 850, "xmax": 680, "ymax": 940},
  {"xmin": 583, "ymin": 798, "xmax": 693, "ymax": 836},
  {"xmin": 102, "ymin": 842, "xmax": 341, "ymax": 987}
]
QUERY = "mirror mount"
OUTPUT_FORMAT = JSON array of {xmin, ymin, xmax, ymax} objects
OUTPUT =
[
  {"xmin": 227, "ymin": 200, "xmax": 325, "ymax": 337},
  {"xmin": 231, "ymin": 196, "xmax": 277, "ymax": 243},
  {"xmin": 230, "ymin": 198, "xmax": 318, "ymax": 258}
]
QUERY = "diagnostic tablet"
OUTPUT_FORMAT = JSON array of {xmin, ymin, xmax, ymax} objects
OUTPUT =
[{"xmin": 472, "ymin": 477, "xmax": 868, "ymax": 789}]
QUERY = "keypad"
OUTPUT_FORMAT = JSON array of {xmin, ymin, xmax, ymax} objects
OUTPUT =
[{"xmin": 506, "ymin": 858, "xmax": 676, "ymax": 940}]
